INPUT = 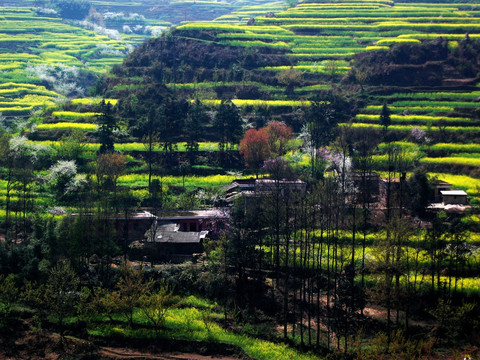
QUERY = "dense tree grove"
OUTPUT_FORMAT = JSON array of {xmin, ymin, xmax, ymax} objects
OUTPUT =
[{"xmin": 345, "ymin": 37, "xmax": 480, "ymax": 87}]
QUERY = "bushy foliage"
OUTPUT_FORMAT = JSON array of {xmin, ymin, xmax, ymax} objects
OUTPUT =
[
  {"xmin": 26, "ymin": 63, "xmax": 95, "ymax": 97},
  {"xmin": 347, "ymin": 38, "xmax": 480, "ymax": 86},
  {"xmin": 53, "ymin": 0, "xmax": 91, "ymax": 20}
]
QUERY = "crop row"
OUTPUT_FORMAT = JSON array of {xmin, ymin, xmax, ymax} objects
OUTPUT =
[
  {"xmin": 432, "ymin": 173, "xmax": 480, "ymax": 196},
  {"xmin": 297, "ymin": 0, "xmax": 394, "ymax": 5},
  {"xmin": 356, "ymin": 113, "xmax": 471, "ymax": 123},
  {"xmin": 117, "ymin": 174, "xmax": 246, "ymax": 189},
  {"xmin": 258, "ymin": 17, "xmax": 476, "ymax": 25},
  {"xmin": 281, "ymin": 23, "xmax": 480, "ymax": 33},
  {"xmin": 28, "ymin": 141, "xmax": 226, "ymax": 152},
  {"xmin": 201, "ymin": 99, "xmax": 311, "ymax": 107},
  {"xmin": 378, "ymin": 141, "xmax": 480, "ymax": 154},
  {"xmin": 421, "ymin": 157, "xmax": 480, "ymax": 168},
  {"xmin": 176, "ymin": 23, "xmax": 294, "ymax": 35},
  {"xmin": 218, "ymin": 40, "xmax": 290, "ymax": 49},
  {"xmin": 262, "ymin": 65, "xmax": 349, "ymax": 74},
  {"xmin": 346, "ymin": 123, "xmax": 480, "ymax": 132},
  {"xmin": 51, "ymin": 111, "xmax": 101, "ymax": 119},
  {"xmin": 167, "ymin": 81, "xmax": 283, "ymax": 93},
  {"xmin": 364, "ymin": 274, "xmax": 480, "ymax": 296},
  {"xmin": 365, "ymin": 105, "xmax": 454, "ymax": 113},
  {"xmin": 36, "ymin": 123, "xmax": 97, "ymax": 131},
  {"xmin": 390, "ymin": 100, "xmax": 480, "ymax": 108},
  {"xmin": 427, "ymin": 143, "xmax": 480, "ymax": 153},
  {"xmin": 70, "ymin": 98, "xmax": 118, "ymax": 106},
  {"xmin": 384, "ymin": 92, "xmax": 480, "ymax": 100},
  {"xmin": 399, "ymin": 33, "xmax": 480, "ymax": 40},
  {"xmin": 0, "ymin": 84, "xmax": 60, "ymax": 98}
]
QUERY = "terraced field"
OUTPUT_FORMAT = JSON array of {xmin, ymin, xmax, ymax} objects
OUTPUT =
[
  {"xmin": 0, "ymin": 0, "xmax": 277, "ymax": 117},
  {"xmin": 193, "ymin": 0, "xmax": 480, "ymax": 63},
  {"xmin": 170, "ymin": 0, "xmax": 480, "ymax": 178},
  {"xmin": 0, "ymin": 6, "xmax": 134, "ymax": 117}
]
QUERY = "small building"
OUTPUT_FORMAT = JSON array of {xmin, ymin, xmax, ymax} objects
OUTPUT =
[
  {"xmin": 352, "ymin": 172, "xmax": 380, "ymax": 202},
  {"xmin": 131, "ymin": 222, "xmax": 208, "ymax": 263},
  {"xmin": 225, "ymin": 178, "xmax": 307, "ymax": 204},
  {"xmin": 433, "ymin": 180, "xmax": 452, "ymax": 202},
  {"xmin": 380, "ymin": 177, "xmax": 404, "ymax": 196},
  {"xmin": 70, "ymin": 211, "xmax": 156, "ymax": 246},
  {"xmin": 112, "ymin": 211, "xmax": 157, "ymax": 241},
  {"xmin": 224, "ymin": 179, "xmax": 256, "ymax": 203},
  {"xmin": 255, "ymin": 179, "xmax": 307, "ymax": 196},
  {"xmin": 441, "ymin": 190, "xmax": 468, "ymax": 205},
  {"xmin": 156, "ymin": 209, "xmax": 229, "ymax": 237}
]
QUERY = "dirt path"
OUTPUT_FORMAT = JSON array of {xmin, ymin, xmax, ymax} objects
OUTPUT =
[{"xmin": 99, "ymin": 347, "xmax": 243, "ymax": 360}]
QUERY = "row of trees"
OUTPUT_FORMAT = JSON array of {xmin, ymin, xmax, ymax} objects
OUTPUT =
[
  {"xmin": 1, "ymin": 261, "xmax": 172, "ymax": 337},
  {"xmin": 221, "ymin": 127, "xmax": 479, "ymax": 353}
]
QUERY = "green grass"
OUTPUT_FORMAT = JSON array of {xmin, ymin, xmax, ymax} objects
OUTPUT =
[
  {"xmin": 391, "ymin": 100, "xmax": 480, "ymax": 108},
  {"xmin": 117, "ymin": 174, "xmax": 250, "ymax": 189},
  {"xmin": 356, "ymin": 113, "xmax": 471, "ymax": 124},
  {"xmin": 431, "ymin": 173, "xmax": 480, "ymax": 197},
  {"xmin": 87, "ymin": 295, "xmax": 321, "ymax": 360},
  {"xmin": 346, "ymin": 123, "xmax": 480, "ymax": 132},
  {"xmin": 427, "ymin": 143, "xmax": 480, "ymax": 153},
  {"xmin": 384, "ymin": 92, "xmax": 480, "ymax": 101},
  {"xmin": 421, "ymin": 157, "xmax": 480, "ymax": 167},
  {"xmin": 365, "ymin": 105, "xmax": 454, "ymax": 113},
  {"xmin": 364, "ymin": 274, "xmax": 480, "ymax": 296}
]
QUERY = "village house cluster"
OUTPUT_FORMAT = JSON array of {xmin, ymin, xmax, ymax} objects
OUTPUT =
[{"xmin": 106, "ymin": 173, "xmax": 470, "ymax": 264}]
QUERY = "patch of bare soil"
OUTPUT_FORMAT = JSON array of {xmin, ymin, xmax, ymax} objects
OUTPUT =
[
  {"xmin": 0, "ymin": 331, "xmax": 246, "ymax": 360},
  {"xmin": 0, "ymin": 318, "xmax": 247, "ymax": 360},
  {"xmin": 362, "ymin": 304, "xmax": 435, "ymax": 328},
  {"xmin": 99, "ymin": 347, "xmax": 243, "ymax": 360},
  {"xmin": 0, "ymin": 329, "xmax": 97, "ymax": 359}
]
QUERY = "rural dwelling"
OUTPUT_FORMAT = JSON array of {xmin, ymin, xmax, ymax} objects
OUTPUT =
[
  {"xmin": 352, "ymin": 172, "xmax": 380, "ymax": 202},
  {"xmin": 156, "ymin": 209, "xmax": 229, "ymax": 237},
  {"xmin": 69, "ymin": 211, "xmax": 156, "ymax": 246},
  {"xmin": 433, "ymin": 180, "xmax": 452, "ymax": 202},
  {"xmin": 130, "ymin": 222, "xmax": 208, "ymax": 263},
  {"xmin": 112, "ymin": 211, "xmax": 157, "ymax": 241},
  {"xmin": 224, "ymin": 178, "xmax": 307, "ymax": 209},
  {"xmin": 441, "ymin": 190, "xmax": 468, "ymax": 205},
  {"xmin": 224, "ymin": 178, "xmax": 256, "ymax": 202},
  {"xmin": 255, "ymin": 179, "xmax": 307, "ymax": 196},
  {"xmin": 379, "ymin": 175, "xmax": 407, "ymax": 205}
]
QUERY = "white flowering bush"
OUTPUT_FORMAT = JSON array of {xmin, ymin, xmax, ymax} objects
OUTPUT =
[{"xmin": 26, "ymin": 63, "xmax": 84, "ymax": 97}]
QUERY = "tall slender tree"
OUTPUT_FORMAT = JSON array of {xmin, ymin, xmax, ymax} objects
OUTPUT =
[
  {"xmin": 96, "ymin": 100, "xmax": 117, "ymax": 154},
  {"xmin": 380, "ymin": 101, "xmax": 391, "ymax": 137}
]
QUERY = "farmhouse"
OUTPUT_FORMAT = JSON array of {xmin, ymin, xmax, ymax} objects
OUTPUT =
[
  {"xmin": 156, "ymin": 209, "xmax": 229, "ymax": 236},
  {"xmin": 432, "ymin": 180, "xmax": 453, "ymax": 202},
  {"xmin": 255, "ymin": 179, "xmax": 307, "ymax": 196},
  {"xmin": 125, "ymin": 209, "xmax": 230, "ymax": 262},
  {"xmin": 352, "ymin": 172, "xmax": 380, "ymax": 202},
  {"xmin": 225, "ymin": 178, "xmax": 307, "ymax": 203},
  {"xmin": 441, "ymin": 190, "xmax": 468, "ymax": 205},
  {"xmin": 130, "ymin": 222, "xmax": 207, "ymax": 263}
]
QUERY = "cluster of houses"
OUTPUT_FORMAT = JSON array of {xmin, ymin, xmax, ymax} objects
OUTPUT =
[{"xmin": 114, "ymin": 175, "xmax": 469, "ymax": 263}]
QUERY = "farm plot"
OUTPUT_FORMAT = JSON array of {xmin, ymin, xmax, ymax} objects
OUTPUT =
[
  {"xmin": 174, "ymin": 0, "xmax": 480, "ymax": 85},
  {"xmin": 0, "ymin": 7, "xmax": 137, "ymax": 110}
]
